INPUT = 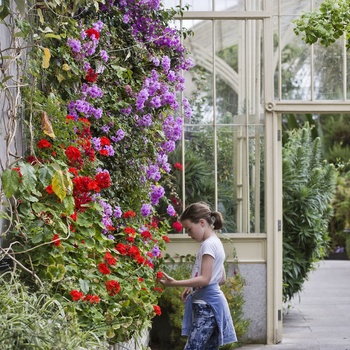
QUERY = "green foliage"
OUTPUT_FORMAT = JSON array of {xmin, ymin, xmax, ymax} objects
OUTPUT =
[
  {"xmin": 150, "ymin": 254, "xmax": 250, "ymax": 350},
  {"xmin": 1, "ymin": 0, "xmax": 192, "ymax": 345},
  {"xmin": 0, "ymin": 271, "xmax": 107, "ymax": 349},
  {"xmin": 282, "ymin": 123, "xmax": 337, "ymax": 301},
  {"xmin": 293, "ymin": 0, "xmax": 350, "ymax": 48}
]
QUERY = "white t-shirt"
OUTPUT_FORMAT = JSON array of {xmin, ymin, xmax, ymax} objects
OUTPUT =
[{"xmin": 191, "ymin": 235, "xmax": 225, "ymax": 285}]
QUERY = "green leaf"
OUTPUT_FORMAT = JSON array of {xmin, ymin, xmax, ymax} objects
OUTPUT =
[
  {"xmin": 0, "ymin": 0, "xmax": 10, "ymax": 20},
  {"xmin": 47, "ymin": 264, "xmax": 66, "ymax": 282},
  {"xmin": 44, "ymin": 33, "xmax": 62, "ymax": 40},
  {"xmin": 79, "ymin": 279, "xmax": 90, "ymax": 294},
  {"xmin": 1, "ymin": 169, "xmax": 20, "ymax": 198},
  {"xmin": 52, "ymin": 170, "xmax": 67, "ymax": 201}
]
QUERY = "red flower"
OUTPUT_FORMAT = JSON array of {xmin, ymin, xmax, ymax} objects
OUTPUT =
[
  {"xmin": 99, "ymin": 149, "xmax": 109, "ymax": 156},
  {"xmin": 45, "ymin": 184, "xmax": 54, "ymax": 194},
  {"xmin": 173, "ymin": 162, "xmax": 183, "ymax": 171},
  {"xmin": 162, "ymin": 235, "xmax": 171, "ymax": 243},
  {"xmin": 70, "ymin": 290, "xmax": 84, "ymax": 301},
  {"xmin": 100, "ymin": 136, "xmax": 111, "ymax": 146},
  {"xmin": 141, "ymin": 231, "xmax": 152, "ymax": 240},
  {"xmin": 68, "ymin": 167, "xmax": 78, "ymax": 177},
  {"xmin": 95, "ymin": 171, "xmax": 111, "ymax": 189},
  {"xmin": 126, "ymin": 236, "xmax": 134, "ymax": 243},
  {"xmin": 124, "ymin": 227, "xmax": 136, "ymax": 235},
  {"xmin": 153, "ymin": 305, "xmax": 162, "ymax": 316},
  {"xmin": 156, "ymin": 271, "xmax": 163, "ymax": 279},
  {"xmin": 73, "ymin": 176, "xmax": 94, "ymax": 193},
  {"xmin": 98, "ymin": 263, "xmax": 111, "ymax": 275},
  {"xmin": 85, "ymin": 28, "xmax": 100, "ymax": 40},
  {"xmin": 52, "ymin": 234, "xmax": 61, "ymax": 247},
  {"xmin": 154, "ymin": 286, "xmax": 163, "ymax": 293},
  {"xmin": 65, "ymin": 146, "xmax": 81, "ymax": 161},
  {"xmin": 66, "ymin": 115, "xmax": 75, "ymax": 121},
  {"xmin": 172, "ymin": 221, "xmax": 183, "ymax": 232},
  {"xmin": 26, "ymin": 155, "xmax": 40, "ymax": 165},
  {"xmin": 70, "ymin": 212, "xmax": 78, "ymax": 221},
  {"xmin": 105, "ymin": 280, "xmax": 121, "ymax": 296},
  {"xmin": 87, "ymin": 180, "xmax": 99, "ymax": 192},
  {"xmin": 104, "ymin": 252, "xmax": 117, "ymax": 265},
  {"xmin": 78, "ymin": 117, "xmax": 90, "ymax": 125},
  {"xmin": 123, "ymin": 210, "xmax": 136, "ymax": 219},
  {"xmin": 128, "ymin": 245, "xmax": 141, "ymax": 259},
  {"xmin": 138, "ymin": 277, "xmax": 144, "ymax": 282},
  {"xmin": 85, "ymin": 68, "xmax": 98, "ymax": 83},
  {"xmin": 84, "ymin": 294, "xmax": 100, "ymax": 304},
  {"xmin": 115, "ymin": 243, "xmax": 127, "ymax": 255},
  {"xmin": 38, "ymin": 139, "xmax": 52, "ymax": 149}
]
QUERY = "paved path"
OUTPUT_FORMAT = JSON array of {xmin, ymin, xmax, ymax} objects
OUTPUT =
[{"xmin": 238, "ymin": 260, "xmax": 350, "ymax": 350}]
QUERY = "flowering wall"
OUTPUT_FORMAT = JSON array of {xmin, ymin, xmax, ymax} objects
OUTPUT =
[{"xmin": 1, "ymin": 0, "xmax": 192, "ymax": 344}]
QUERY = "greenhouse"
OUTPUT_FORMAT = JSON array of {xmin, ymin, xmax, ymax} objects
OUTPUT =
[{"xmin": 0, "ymin": 0, "xmax": 350, "ymax": 348}]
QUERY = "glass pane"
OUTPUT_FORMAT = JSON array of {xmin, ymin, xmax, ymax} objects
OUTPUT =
[
  {"xmin": 183, "ymin": 20, "xmax": 214, "ymax": 124},
  {"xmin": 217, "ymin": 124, "xmax": 264, "ymax": 234},
  {"xmin": 161, "ymin": 0, "xmax": 180, "ymax": 9},
  {"xmin": 313, "ymin": 42, "xmax": 344, "ymax": 100},
  {"xmin": 215, "ymin": 20, "xmax": 240, "ymax": 120},
  {"xmin": 280, "ymin": 16, "xmax": 311, "ymax": 100},
  {"xmin": 183, "ymin": 125, "xmax": 215, "ymax": 207},
  {"xmin": 181, "ymin": 0, "xmax": 213, "ymax": 11}
]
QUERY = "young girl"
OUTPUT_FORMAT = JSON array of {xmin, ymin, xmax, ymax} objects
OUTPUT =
[{"xmin": 160, "ymin": 202, "xmax": 237, "ymax": 350}]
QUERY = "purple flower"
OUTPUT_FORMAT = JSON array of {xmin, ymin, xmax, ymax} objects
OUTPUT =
[
  {"xmin": 138, "ymin": 113, "xmax": 152, "ymax": 127},
  {"xmin": 87, "ymin": 85, "xmax": 103, "ymax": 98},
  {"xmin": 67, "ymin": 38, "xmax": 82, "ymax": 53},
  {"xmin": 146, "ymin": 164, "xmax": 161, "ymax": 181},
  {"xmin": 150, "ymin": 96, "xmax": 161, "ymax": 108},
  {"xmin": 75, "ymin": 99, "xmax": 90, "ymax": 114},
  {"xmin": 93, "ymin": 20, "xmax": 104, "ymax": 32},
  {"xmin": 150, "ymin": 184, "xmax": 165, "ymax": 205},
  {"xmin": 151, "ymin": 245, "xmax": 161, "ymax": 257},
  {"xmin": 105, "ymin": 145, "xmax": 115, "ymax": 156},
  {"xmin": 92, "ymin": 137, "xmax": 101, "ymax": 151},
  {"xmin": 141, "ymin": 203, "xmax": 153, "ymax": 217},
  {"xmin": 161, "ymin": 55, "xmax": 171, "ymax": 73},
  {"xmin": 167, "ymin": 204, "xmax": 176, "ymax": 216},
  {"xmin": 101, "ymin": 124, "xmax": 110, "ymax": 133},
  {"xmin": 114, "ymin": 206, "xmax": 122, "ymax": 218},
  {"xmin": 100, "ymin": 50, "xmax": 109, "ymax": 62},
  {"xmin": 167, "ymin": 70, "xmax": 176, "ymax": 82}
]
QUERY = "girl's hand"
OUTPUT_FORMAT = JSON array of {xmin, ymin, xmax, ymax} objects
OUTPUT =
[
  {"xmin": 159, "ymin": 272, "xmax": 175, "ymax": 286},
  {"xmin": 181, "ymin": 287, "xmax": 192, "ymax": 303}
]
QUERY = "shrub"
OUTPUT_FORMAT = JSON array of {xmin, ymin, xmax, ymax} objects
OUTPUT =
[{"xmin": 282, "ymin": 123, "xmax": 337, "ymax": 301}]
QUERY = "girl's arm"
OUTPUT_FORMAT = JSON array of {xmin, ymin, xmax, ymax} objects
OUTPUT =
[{"xmin": 160, "ymin": 254, "xmax": 214, "ymax": 288}]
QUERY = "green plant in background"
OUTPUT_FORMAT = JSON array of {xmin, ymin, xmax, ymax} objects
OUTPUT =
[
  {"xmin": 150, "ymin": 254, "xmax": 250, "ymax": 350},
  {"xmin": 293, "ymin": 0, "xmax": 350, "ymax": 48},
  {"xmin": 282, "ymin": 123, "xmax": 337, "ymax": 301},
  {"xmin": 0, "ymin": 271, "xmax": 107, "ymax": 349}
]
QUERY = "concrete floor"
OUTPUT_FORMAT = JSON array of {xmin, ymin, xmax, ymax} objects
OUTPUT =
[{"xmin": 238, "ymin": 260, "xmax": 350, "ymax": 350}]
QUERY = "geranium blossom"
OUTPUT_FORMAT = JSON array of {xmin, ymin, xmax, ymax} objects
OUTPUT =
[
  {"xmin": 70, "ymin": 290, "xmax": 84, "ymax": 301},
  {"xmin": 105, "ymin": 280, "xmax": 121, "ymax": 296},
  {"xmin": 37, "ymin": 139, "xmax": 52, "ymax": 149}
]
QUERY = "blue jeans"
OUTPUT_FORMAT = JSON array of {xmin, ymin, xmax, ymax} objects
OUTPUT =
[{"xmin": 184, "ymin": 303, "xmax": 219, "ymax": 350}]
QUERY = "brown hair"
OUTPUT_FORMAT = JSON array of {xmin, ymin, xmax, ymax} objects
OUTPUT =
[{"xmin": 179, "ymin": 202, "xmax": 224, "ymax": 230}]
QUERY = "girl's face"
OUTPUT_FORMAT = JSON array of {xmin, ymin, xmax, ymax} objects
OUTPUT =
[{"xmin": 181, "ymin": 219, "xmax": 206, "ymax": 242}]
